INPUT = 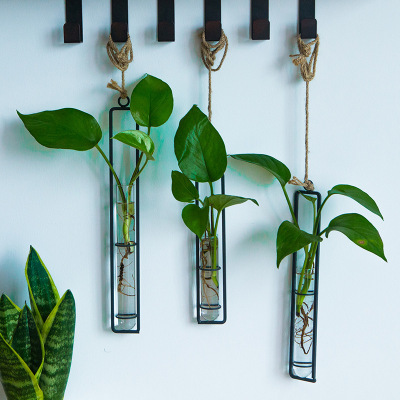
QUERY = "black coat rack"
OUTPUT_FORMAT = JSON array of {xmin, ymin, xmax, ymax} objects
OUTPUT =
[
  {"xmin": 158, "ymin": 0, "xmax": 175, "ymax": 42},
  {"xmin": 299, "ymin": 0, "xmax": 317, "ymax": 39},
  {"xmin": 64, "ymin": 0, "xmax": 83, "ymax": 43},
  {"xmin": 111, "ymin": 0, "xmax": 129, "ymax": 42},
  {"xmin": 251, "ymin": 0, "xmax": 270, "ymax": 40}
]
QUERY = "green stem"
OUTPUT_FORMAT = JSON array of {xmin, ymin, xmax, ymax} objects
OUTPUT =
[
  {"xmin": 211, "ymin": 211, "xmax": 221, "ymax": 288},
  {"xmin": 209, "ymin": 181, "xmax": 215, "ymax": 235},
  {"xmin": 282, "ymin": 185, "xmax": 299, "ymax": 228},
  {"xmin": 313, "ymin": 195, "xmax": 330, "ymax": 235},
  {"xmin": 95, "ymin": 144, "xmax": 125, "ymax": 204}
]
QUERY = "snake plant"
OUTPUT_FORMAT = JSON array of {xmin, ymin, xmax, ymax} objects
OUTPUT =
[{"xmin": 0, "ymin": 247, "xmax": 76, "ymax": 400}]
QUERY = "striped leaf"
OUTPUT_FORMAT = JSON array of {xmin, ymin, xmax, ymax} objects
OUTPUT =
[
  {"xmin": 40, "ymin": 290, "xmax": 75, "ymax": 400},
  {"xmin": 10, "ymin": 306, "xmax": 44, "ymax": 377},
  {"xmin": 0, "ymin": 294, "xmax": 21, "ymax": 343},
  {"xmin": 0, "ymin": 333, "xmax": 43, "ymax": 400},
  {"xmin": 25, "ymin": 247, "xmax": 60, "ymax": 331}
]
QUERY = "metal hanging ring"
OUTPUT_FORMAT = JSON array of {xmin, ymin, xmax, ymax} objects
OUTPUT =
[{"xmin": 118, "ymin": 96, "xmax": 130, "ymax": 107}]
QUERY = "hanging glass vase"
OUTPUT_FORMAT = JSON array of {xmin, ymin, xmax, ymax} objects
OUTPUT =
[
  {"xmin": 112, "ymin": 183, "xmax": 138, "ymax": 332},
  {"xmin": 289, "ymin": 190, "xmax": 321, "ymax": 382}
]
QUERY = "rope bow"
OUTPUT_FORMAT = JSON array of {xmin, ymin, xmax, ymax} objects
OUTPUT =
[{"xmin": 106, "ymin": 34, "xmax": 133, "ymax": 98}]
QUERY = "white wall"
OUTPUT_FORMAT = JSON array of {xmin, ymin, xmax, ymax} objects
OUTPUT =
[{"xmin": 0, "ymin": 0, "xmax": 398, "ymax": 399}]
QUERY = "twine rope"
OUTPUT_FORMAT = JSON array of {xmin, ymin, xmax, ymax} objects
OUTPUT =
[
  {"xmin": 106, "ymin": 34, "xmax": 133, "ymax": 99},
  {"xmin": 200, "ymin": 30, "xmax": 229, "ymax": 121},
  {"xmin": 288, "ymin": 35, "xmax": 320, "ymax": 192}
]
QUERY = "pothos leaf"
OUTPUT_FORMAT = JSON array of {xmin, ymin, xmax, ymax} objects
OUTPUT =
[
  {"xmin": 328, "ymin": 184, "xmax": 383, "ymax": 219},
  {"xmin": 112, "ymin": 130, "xmax": 155, "ymax": 161},
  {"xmin": 17, "ymin": 108, "xmax": 102, "ymax": 151},
  {"xmin": 230, "ymin": 153, "xmax": 291, "ymax": 186},
  {"xmin": 276, "ymin": 221, "xmax": 322, "ymax": 268},
  {"xmin": 171, "ymin": 170, "xmax": 199, "ymax": 203},
  {"xmin": 325, "ymin": 213, "xmax": 387, "ymax": 261},
  {"xmin": 207, "ymin": 194, "xmax": 259, "ymax": 213},
  {"xmin": 182, "ymin": 203, "xmax": 209, "ymax": 239}
]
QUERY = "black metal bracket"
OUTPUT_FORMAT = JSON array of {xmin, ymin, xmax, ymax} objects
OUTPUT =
[
  {"xmin": 251, "ymin": 0, "xmax": 270, "ymax": 40},
  {"xmin": 64, "ymin": 0, "xmax": 83, "ymax": 43},
  {"xmin": 289, "ymin": 190, "xmax": 321, "ymax": 382},
  {"xmin": 205, "ymin": 0, "xmax": 221, "ymax": 42},
  {"xmin": 111, "ymin": 0, "xmax": 129, "ymax": 42},
  {"xmin": 109, "ymin": 97, "xmax": 141, "ymax": 334},
  {"xmin": 158, "ymin": 0, "xmax": 175, "ymax": 42},
  {"xmin": 195, "ymin": 177, "xmax": 227, "ymax": 324},
  {"xmin": 299, "ymin": 0, "xmax": 317, "ymax": 39}
]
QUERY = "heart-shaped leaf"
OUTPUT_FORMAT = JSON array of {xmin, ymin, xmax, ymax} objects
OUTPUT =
[
  {"xmin": 130, "ymin": 75, "xmax": 174, "ymax": 128},
  {"xmin": 325, "ymin": 213, "xmax": 387, "ymax": 261},
  {"xmin": 26, "ymin": 246, "xmax": 60, "ymax": 332},
  {"xmin": 182, "ymin": 203, "xmax": 209, "ymax": 239},
  {"xmin": 208, "ymin": 194, "xmax": 259, "ymax": 213},
  {"xmin": 175, "ymin": 106, "xmax": 227, "ymax": 183},
  {"xmin": 113, "ymin": 130, "xmax": 155, "ymax": 160},
  {"xmin": 171, "ymin": 171, "xmax": 199, "ymax": 203},
  {"xmin": 230, "ymin": 154, "xmax": 291, "ymax": 186},
  {"xmin": 40, "ymin": 290, "xmax": 76, "ymax": 400},
  {"xmin": 328, "ymin": 184, "xmax": 383, "ymax": 219},
  {"xmin": 10, "ymin": 306, "xmax": 44, "ymax": 377},
  {"xmin": 17, "ymin": 108, "xmax": 102, "ymax": 151},
  {"xmin": 0, "ymin": 332, "xmax": 43, "ymax": 400},
  {"xmin": 0, "ymin": 294, "xmax": 21, "ymax": 343},
  {"xmin": 276, "ymin": 221, "xmax": 322, "ymax": 268}
]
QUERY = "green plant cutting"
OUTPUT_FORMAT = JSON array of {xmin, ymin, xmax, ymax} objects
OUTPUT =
[
  {"xmin": 230, "ymin": 154, "xmax": 386, "ymax": 335},
  {"xmin": 18, "ymin": 74, "xmax": 173, "ymax": 296},
  {"xmin": 172, "ymin": 106, "xmax": 258, "ymax": 295},
  {"xmin": 0, "ymin": 247, "xmax": 75, "ymax": 400}
]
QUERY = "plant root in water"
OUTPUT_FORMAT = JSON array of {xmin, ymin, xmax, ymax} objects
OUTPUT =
[
  {"xmin": 295, "ymin": 302, "xmax": 314, "ymax": 355},
  {"xmin": 117, "ymin": 245, "xmax": 135, "ymax": 296},
  {"xmin": 200, "ymin": 238, "xmax": 219, "ymax": 307}
]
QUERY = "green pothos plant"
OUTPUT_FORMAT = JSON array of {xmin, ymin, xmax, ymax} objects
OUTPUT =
[
  {"xmin": 0, "ymin": 247, "xmax": 75, "ymax": 400},
  {"xmin": 172, "ymin": 106, "xmax": 258, "ymax": 307},
  {"xmin": 230, "ymin": 154, "xmax": 386, "ymax": 320},
  {"xmin": 18, "ymin": 75, "xmax": 173, "ymax": 298}
]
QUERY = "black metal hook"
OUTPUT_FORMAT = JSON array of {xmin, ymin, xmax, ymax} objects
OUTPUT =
[
  {"xmin": 205, "ymin": 0, "xmax": 221, "ymax": 42},
  {"xmin": 158, "ymin": 0, "xmax": 175, "ymax": 42},
  {"xmin": 299, "ymin": 0, "xmax": 317, "ymax": 39},
  {"xmin": 64, "ymin": 0, "xmax": 83, "ymax": 43},
  {"xmin": 251, "ymin": 0, "xmax": 270, "ymax": 40},
  {"xmin": 111, "ymin": 0, "xmax": 129, "ymax": 43}
]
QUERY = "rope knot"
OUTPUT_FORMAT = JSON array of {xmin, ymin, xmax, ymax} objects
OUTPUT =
[
  {"xmin": 290, "ymin": 35, "xmax": 319, "ymax": 83},
  {"xmin": 106, "ymin": 34, "xmax": 133, "ymax": 98},
  {"xmin": 200, "ymin": 29, "xmax": 229, "ymax": 121}
]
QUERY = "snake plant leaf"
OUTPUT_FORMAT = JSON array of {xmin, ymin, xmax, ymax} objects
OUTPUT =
[
  {"xmin": 328, "ymin": 184, "xmax": 383, "ymax": 220},
  {"xmin": 0, "ymin": 294, "xmax": 21, "ymax": 343},
  {"xmin": 182, "ymin": 203, "xmax": 210, "ymax": 239},
  {"xmin": 130, "ymin": 75, "xmax": 174, "ymax": 128},
  {"xmin": 277, "ymin": 221, "xmax": 322, "ymax": 268},
  {"xmin": 112, "ymin": 130, "xmax": 155, "ymax": 160},
  {"xmin": 40, "ymin": 290, "xmax": 75, "ymax": 400},
  {"xmin": 325, "ymin": 213, "xmax": 387, "ymax": 261},
  {"xmin": 230, "ymin": 154, "xmax": 291, "ymax": 186},
  {"xmin": 0, "ymin": 333, "xmax": 43, "ymax": 400},
  {"xmin": 26, "ymin": 246, "xmax": 60, "ymax": 332},
  {"xmin": 17, "ymin": 108, "xmax": 102, "ymax": 151},
  {"xmin": 171, "ymin": 170, "xmax": 199, "ymax": 203},
  {"xmin": 10, "ymin": 306, "xmax": 44, "ymax": 377},
  {"xmin": 175, "ymin": 106, "xmax": 227, "ymax": 183},
  {"xmin": 208, "ymin": 195, "xmax": 259, "ymax": 213}
]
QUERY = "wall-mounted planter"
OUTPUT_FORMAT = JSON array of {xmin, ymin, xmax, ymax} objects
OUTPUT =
[
  {"xmin": 109, "ymin": 98, "xmax": 141, "ymax": 334},
  {"xmin": 289, "ymin": 190, "xmax": 321, "ymax": 382}
]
